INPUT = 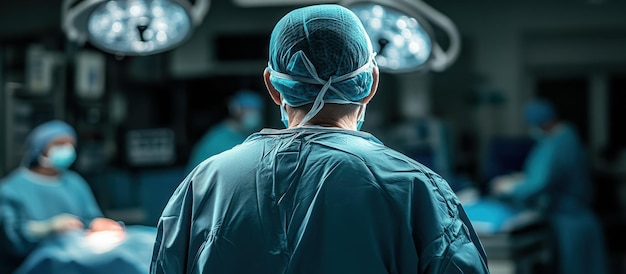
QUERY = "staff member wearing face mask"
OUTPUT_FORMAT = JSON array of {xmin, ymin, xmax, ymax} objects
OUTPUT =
[
  {"xmin": 0, "ymin": 120, "xmax": 123, "ymax": 272},
  {"xmin": 491, "ymin": 99, "xmax": 608, "ymax": 274},
  {"xmin": 185, "ymin": 90, "xmax": 265, "ymax": 173}
]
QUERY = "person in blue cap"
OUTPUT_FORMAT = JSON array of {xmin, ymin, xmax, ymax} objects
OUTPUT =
[
  {"xmin": 151, "ymin": 4, "xmax": 488, "ymax": 274},
  {"xmin": 0, "ymin": 120, "xmax": 124, "ymax": 272},
  {"xmin": 492, "ymin": 99, "xmax": 607, "ymax": 274},
  {"xmin": 185, "ymin": 90, "xmax": 265, "ymax": 173}
]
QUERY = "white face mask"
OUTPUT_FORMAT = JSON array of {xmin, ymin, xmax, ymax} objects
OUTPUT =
[
  {"xmin": 39, "ymin": 144, "xmax": 76, "ymax": 170},
  {"xmin": 269, "ymin": 50, "xmax": 376, "ymax": 130},
  {"xmin": 280, "ymin": 100, "xmax": 289, "ymax": 128}
]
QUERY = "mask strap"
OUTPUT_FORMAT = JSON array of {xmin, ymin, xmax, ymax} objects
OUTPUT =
[
  {"xmin": 356, "ymin": 104, "xmax": 367, "ymax": 131},
  {"xmin": 358, "ymin": 104, "xmax": 367, "ymax": 122},
  {"xmin": 280, "ymin": 99, "xmax": 289, "ymax": 127},
  {"xmin": 298, "ymin": 76, "xmax": 333, "ymax": 127}
]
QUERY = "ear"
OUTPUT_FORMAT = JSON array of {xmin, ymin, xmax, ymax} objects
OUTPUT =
[
  {"xmin": 264, "ymin": 68, "xmax": 282, "ymax": 106},
  {"xmin": 361, "ymin": 66, "xmax": 379, "ymax": 104}
]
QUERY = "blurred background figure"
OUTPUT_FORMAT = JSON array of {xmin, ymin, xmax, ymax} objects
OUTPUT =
[
  {"xmin": 186, "ymin": 90, "xmax": 265, "ymax": 173},
  {"xmin": 491, "ymin": 99, "xmax": 608, "ymax": 274},
  {"xmin": 0, "ymin": 120, "xmax": 124, "ymax": 273}
]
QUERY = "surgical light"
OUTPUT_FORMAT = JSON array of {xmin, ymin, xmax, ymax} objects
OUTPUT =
[
  {"xmin": 62, "ymin": 0, "xmax": 210, "ymax": 56},
  {"xmin": 340, "ymin": 0, "xmax": 461, "ymax": 73}
]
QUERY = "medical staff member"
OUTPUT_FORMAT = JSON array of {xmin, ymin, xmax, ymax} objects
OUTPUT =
[
  {"xmin": 0, "ymin": 120, "xmax": 123, "ymax": 271},
  {"xmin": 185, "ymin": 90, "xmax": 265, "ymax": 173},
  {"xmin": 492, "ymin": 99, "xmax": 607, "ymax": 274},
  {"xmin": 151, "ymin": 5, "xmax": 488, "ymax": 274}
]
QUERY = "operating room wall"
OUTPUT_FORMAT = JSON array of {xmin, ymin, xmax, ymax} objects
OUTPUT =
[{"xmin": 0, "ymin": 1, "xmax": 61, "ymax": 38}]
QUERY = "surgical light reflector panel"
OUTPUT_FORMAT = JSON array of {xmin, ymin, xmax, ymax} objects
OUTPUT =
[
  {"xmin": 63, "ymin": 0, "xmax": 210, "ymax": 56},
  {"xmin": 87, "ymin": 0, "xmax": 192, "ymax": 55},
  {"xmin": 350, "ymin": 3, "xmax": 433, "ymax": 72}
]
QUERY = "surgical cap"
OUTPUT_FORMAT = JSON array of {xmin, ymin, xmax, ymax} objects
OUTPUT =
[
  {"xmin": 230, "ymin": 90, "xmax": 264, "ymax": 110},
  {"xmin": 22, "ymin": 120, "xmax": 77, "ymax": 167},
  {"xmin": 524, "ymin": 99, "xmax": 556, "ymax": 127},
  {"xmin": 268, "ymin": 4, "xmax": 375, "ymax": 107}
]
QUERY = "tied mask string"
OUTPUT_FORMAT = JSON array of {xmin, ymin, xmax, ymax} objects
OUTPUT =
[{"xmin": 269, "ymin": 50, "xmax": 375, "ymax": 127}]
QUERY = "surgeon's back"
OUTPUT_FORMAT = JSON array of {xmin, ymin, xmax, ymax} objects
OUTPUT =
[{"xmin": 151, "ymin": 127, "xmax": 488, "ymax": 274}]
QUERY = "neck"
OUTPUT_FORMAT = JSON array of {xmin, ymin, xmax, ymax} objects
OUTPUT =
[
  {"xmin": 287, "ymin": 104, "xmax": 360, "ymax": 130},
  {"xmin": 29, "ymin": 166, "xmax": 59, "ymax": 177}
]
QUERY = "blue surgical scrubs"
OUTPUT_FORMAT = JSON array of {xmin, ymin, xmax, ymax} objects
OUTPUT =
[
  {"xmin": 510, "ymin": 123, "xmax": 607, "ymax": 274},
  {"xmin": 186, "ymin": 122, "xmax": 247, "ymax": 173},
  {"xmin": 0, "ymin": 168, "xmax": 103, "ymax": 257},
  {"xmin": 152, "ymin": 127, "xmax": 489, "ymax": 273}
]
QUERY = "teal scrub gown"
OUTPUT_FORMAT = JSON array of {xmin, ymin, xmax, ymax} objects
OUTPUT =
[
  {"xmin": 152, "ymin": 127, "xmax": 489, "ymax": 274},
  {"xmin": 0, "ymin": 168, "xmax": 103, "ymax": 257}
]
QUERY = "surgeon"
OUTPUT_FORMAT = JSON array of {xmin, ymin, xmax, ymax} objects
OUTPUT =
[
  {"xmin": 185, "ymin": 90, "xmax": 265, "ymax": 173},
  {"xmin": 0, "ymin": 120, "xmax": 124, "ymax": 272},
  {"xmin": 151, "ymin": 4, "xmax": 488, "ymax": 274},
  {"xmin": 491, "ymin": 99, "xmax": 607, "ymax": 274}
]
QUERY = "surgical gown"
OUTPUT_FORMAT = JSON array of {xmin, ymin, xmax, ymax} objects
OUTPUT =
[
  {"xmin": 0, "ymin": 168, "xmax": 103, "ymax": 257},
  {"xmin": 510, "ymin": 123, "xmax": 607, "ymax": 274},
  {"xmin": 152, "ymin": 127, "xmax": 489, "ymax": 273}
]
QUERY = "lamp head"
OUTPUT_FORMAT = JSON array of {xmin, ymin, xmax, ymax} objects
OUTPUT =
[
  {"xmin": 340, "ymin": 0, "xmax": 460, "ymax": 73},
  {"xmin": 62, "ymin": 0, "xmax": 210, "ymax": 56}
]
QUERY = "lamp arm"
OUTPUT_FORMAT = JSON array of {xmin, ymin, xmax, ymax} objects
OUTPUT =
[
  {"xmin": 410, "ymin": 0, "xmax": 461, "ymax": 71},
  {"xmin": 189, "ymin": 0, "xmax": 211, "ymax": 26},
  {"xmin": 62, "ymin": 0, "xmax": 107, "ymax": 44}
]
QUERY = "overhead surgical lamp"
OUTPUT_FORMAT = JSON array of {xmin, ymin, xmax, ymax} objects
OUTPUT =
[
  {"xmin": 62, "ymin": 0, "xmax": 210, "ymax": 56},
  {"xmin": 340, "ymin": 0, "xmax": 461, "ymax": 73}
]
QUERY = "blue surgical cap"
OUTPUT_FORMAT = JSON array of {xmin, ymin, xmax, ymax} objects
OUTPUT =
[
  {"xmin": 268, "ymin": 4, "xmax": 375, "ymax": 107},
  {"xmin": 22, "ymin": 120, "xmax": 77, "ymax": 167},
  {"xmin": 230, "ymin": 90, "xmax": 264, "ymax": 110},
  {"xmin": 524, "ymin": 99, "xmax": 556, "ymax": 127}
]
